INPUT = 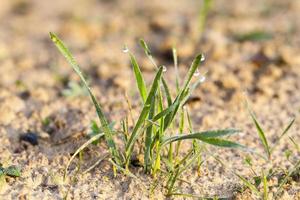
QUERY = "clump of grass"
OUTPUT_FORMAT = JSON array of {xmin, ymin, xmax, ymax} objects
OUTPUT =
[
  {"xmin": 50, "ymin": 32, "xmax": 247, "ymax": 196},
  {"xmin": 232, "ymin": 99, "xmax": 296, "ymax": 199}
]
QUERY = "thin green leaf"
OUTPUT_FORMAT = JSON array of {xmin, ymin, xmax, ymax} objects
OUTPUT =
[
  {"xmin": 64, "ymin": 133, "xmax": 105, "ymax": 179},
  {"xmin": 235, "ymin": 173, "xmax": 260, "ymax": 196},
  {"xmin": 172, "ymin": 47, "xmax": 180, "ymax": 91},
  {"xmin": 271, "ymin": 118, "xmax": 295, "ymax": 153},
  {"xmin": 163, "ymin": 54, "xmax": 204, "ymax": 131},
  {"xmin": 4, "ymin": 166, "xmax": 21, "ymax": 177},
  {"xmin": 249, "ymin": 111, "xmax": 270, "ymax": 159},
  {"xmin": 162, "ymin": 130, "xmax": 246, "ymax": 149},
  {"xmin": 144, "ymin": 97, "xmax": 156, "ymax": 172},
  {"xmin": 196, "ymin": 129, "xmax": 241, "ymax": 138},
  {"xmin": 125, "ymin": 67, "xmax": 163, "ymax": 165},
  {"xmin": 139, "ymin": 39, "xmax": 152, "ymax": 56},
  {"xmin": 129, "ymin": 53, "xmax": 147, "ymax": 102},
  {"xmin": 235, "ymin": 31, "xmax": 273, "ymax": 42},
  {"xmin": 49, "ymin": 32, "xmax": 121, "ymax": 164},
  {"xmin": 262, "ymin": 170, "xmax": 268, "ymax": 200}
]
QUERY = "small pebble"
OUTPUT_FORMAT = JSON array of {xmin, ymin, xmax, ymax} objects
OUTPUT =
[{"xmin": 19, "ymin": 132, "xmax": 38, "ymax": 146}]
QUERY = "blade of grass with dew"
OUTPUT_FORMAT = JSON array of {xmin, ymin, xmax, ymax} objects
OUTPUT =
[
  {"xmin": 249, "ymin": 110, "xmax": 270, "ymax": 159},
  {"xmin": 49, "ymin": 32, "xmax": 121, "ymax": 165},
  {"xmin": 125, "ymin": 67, "xmax": 163, "ymax": 167},
  {"xmin": 163, "ymin": 54, "xmax": 204, "ymax": 131},
  {"xmin": 129, "ymin": 52, "xmax": 147, "ymax": 102},
  {"xmin": 139, "ymin": 39, "xmax": 172, "ymax": 105}
]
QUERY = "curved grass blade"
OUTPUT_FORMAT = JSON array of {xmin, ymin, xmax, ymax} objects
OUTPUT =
[
  {"xmin": 125, "ymin": 67, "xmax": 163, "ymax": 166},
  {"xmin": 163, "ymin": 54, "xmax": 204, "ymax": 131},
  {"xmin": 49, "ymin": 32, "xmax": 121, "ymax": 164},
  {"xmin": 271, "ymin": 118, "xmax": 295, "ymax": 153},
  {"xmin": 64, "ymin": 133, "xmax": 104, "ymax": 179},
  {"xmin": 162, "ymin": 129, "xmax": 246, "ymax": 149},
  {"xmin": 249, "ymin": 111, "xmax": 270, "ymax": 159},
  {"xmin": 196, "ymin": 129, "xmax": 240, "ymax": 138},
  {"xmin": 235, "ymin": 172, "xmax": 260, "ymax": 196},
  {"xmin": 129, "ymin": 52, "xmax": 147, "ymax": 102},
  {"xmin": 139, "ymin": 39, "xmax": 172, "ymax": 106},
  {"xmin": 144, "ymin": 97, "xmax": 156, "ymax": 172}
]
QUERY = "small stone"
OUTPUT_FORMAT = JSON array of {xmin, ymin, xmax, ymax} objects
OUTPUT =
[{"xmin": 19, "ymin": 132, "xmax": 38, "ymax": 146}]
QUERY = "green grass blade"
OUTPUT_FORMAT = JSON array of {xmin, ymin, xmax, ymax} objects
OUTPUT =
[
  {"xmin": 249, "ymin": 111, "xmax": 270, "ymax": 159},
  {"xmin": 196, "ymin": 129, "xmax": 241, "ymax": 138},
  {"xmin": 271, "ymin": 118, "xmax": 295, "ymax": 153},
  {"xmin": 129, "ymin": 52, "xmax": 147, "ymax": 102},
  {"xmin": 162, "ymin": 129, "xmax": 246, "ymax": 149},
  {"xmin": 235, "ymin": 173, "xmax": 260, "ymax": 196},
  {"xmin": 199, "ymin": 0, "xmax": 213, "ymax": 34},
  {"xmin": 181, "ymin": 54, "xmax": 204, "ymax": 92},
  {"xmin": 49, "ymin": 32, "xmax": 121, "ymax": 164},
  {"xmin": 279, "ymin": 118, "xmax": 295, "ymax": 140},
  {"xmin": 144, "ymin": 98, "xmax": 156, "ymax": 172},
  {"xmin": 64, "ymin": 133, "xmax": 105, "ymax": 179},
  {"xmin": 139, "ymin": 39, "xmax": 152, "ymax": 57},
  {"xmin": 162, "ymin": 78, "xmax": 172, "ymax": 106},
  {"xmin": 125, "ymin": 67, "xmax": 163, "ymax": 166},
  {"xmin": 163, "ymin": 54, "xmax": 204, "ymax": 131},
  {"xmin": 289, "ymin": 136, "xmax": 300, "ymax": 153},
  {"xmin": 172, "ymin": 47, "xmax": 180, "ymax": 91},
  {"xmin": 262, "ymin": 170, "xmax": 268, "ymax": 200},
  {"xmin": 139, "ymin": 39, "xmax": 172, "ymax": 106}
]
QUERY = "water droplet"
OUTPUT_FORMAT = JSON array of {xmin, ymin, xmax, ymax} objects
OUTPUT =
[
  {"xmin": 199, "ymin": 75, "xmax": 206, "ymax": 83},
  {"xmin": 162, "ymin": 65, "xmax": 167, "ymax": 72},
  {"xmin": 122, "ymin": 46, "xmax": 129, "ymax": 53},
  {"xmin": 200, "ymin": 54, "xmax": 205, "ymax": 62},
  {"xmin": 194, "ymin": 68, "xmax": 200, "ymax": 76}
]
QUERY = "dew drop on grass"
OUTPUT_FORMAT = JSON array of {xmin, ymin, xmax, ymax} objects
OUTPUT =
[
  {"xmin": 201, "ymin": 54, "xmax": 205, "ymax": 62},
  {"xmin": 194, "ymin": 68, "xmax": 200, "ymax": 76},
  {"xmin": 122, "ymin": 46, "xmax": 129, "ymax": 53},
  {"xmin": 162, "ymin": 65, "xmax": 167, "ymax": 72},
  {"xmin": 199, "ymin": 75, "xmax": 206, "ymax": 83}
]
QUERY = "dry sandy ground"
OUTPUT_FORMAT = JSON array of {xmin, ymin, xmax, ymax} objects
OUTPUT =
[{"xmin": 0, "ymin": 0, "xmax": 300, "ymax": 199}]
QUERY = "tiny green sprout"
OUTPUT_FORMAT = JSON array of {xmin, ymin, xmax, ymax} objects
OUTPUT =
[
  {"xmin": 42, "ymin": 117, "xmax": 51, "ymax": 127},
  {"xmin": 0, "ymin": 164, "xmax": 21, "ymax": 185},
  {"xmin": 284, "ymin": 150, "xmax": 292, "ymax": 160},
  {"xmin": 244, "ymin": 155, "xmax": 252, "ymax": 166}
]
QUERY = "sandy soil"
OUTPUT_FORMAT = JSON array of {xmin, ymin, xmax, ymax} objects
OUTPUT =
[{"xmin": 0, "ymin": 0, "xmax": 300, "ymax": 199}]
